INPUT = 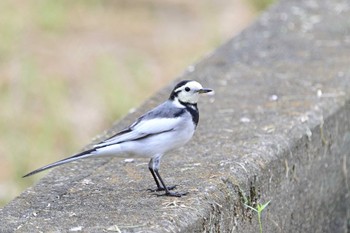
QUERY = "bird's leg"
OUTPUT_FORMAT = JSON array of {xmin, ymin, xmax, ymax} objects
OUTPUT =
[
  {"xmin": 147, "ymin": 156, "xmax": 187, "ymax": 197},
  {"xmin": 148, "ymin": 157, "xmax": 163, "ymax": 191},
  {"xmin": 147, "ymin": 157, "xmax": 176, "ymax": 192},
  {"xmin": 154, "ymin": 169, "xmax": 188, "ymax": 197},
  {"xmin": 148, "ymin": 167, "xmax": 162, "ymax": 190}
]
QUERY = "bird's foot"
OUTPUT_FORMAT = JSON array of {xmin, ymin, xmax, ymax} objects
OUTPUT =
[
  {"xmin": 157, "ymin": 190, "xmax": 188, "ymax": 197},
  {"xmin": 148, "ymin": 185, "xmax": 177, "ymax": 193}
]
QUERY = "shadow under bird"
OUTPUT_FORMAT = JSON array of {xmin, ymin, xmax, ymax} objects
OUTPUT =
[{"xmin": 23, "ymin": 80, "xmax": 213, "ymax": 197}]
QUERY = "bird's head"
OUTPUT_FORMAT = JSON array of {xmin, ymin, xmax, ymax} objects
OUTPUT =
[{"xmin": 170, "ymin": 80, "xmax": 213, "ymax": 104}]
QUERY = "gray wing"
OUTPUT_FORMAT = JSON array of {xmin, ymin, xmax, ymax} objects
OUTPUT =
[{"xmin": 95, "ymin": 101, "xmax": 186, "ymax": 148}]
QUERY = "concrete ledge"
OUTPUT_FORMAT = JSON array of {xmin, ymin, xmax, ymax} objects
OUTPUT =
[{"xmin": 1, "ymin": 0, "xmax": 350, "ymax": 232}]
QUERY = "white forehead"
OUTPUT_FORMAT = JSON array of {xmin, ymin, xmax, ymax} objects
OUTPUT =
[{"xmin": 175, "ymin": 81, "xmax": 203, "ymax": 92}]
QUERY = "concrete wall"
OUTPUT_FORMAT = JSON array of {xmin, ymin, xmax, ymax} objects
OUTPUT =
[{"xmin": 1, "ymin": 0, "xmax": 349, "ymax": 232}]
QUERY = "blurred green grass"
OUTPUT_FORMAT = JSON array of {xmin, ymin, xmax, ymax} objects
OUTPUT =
[{"xmin": 0, "ymin": 0, "xmax": 274, "ymax": 206}]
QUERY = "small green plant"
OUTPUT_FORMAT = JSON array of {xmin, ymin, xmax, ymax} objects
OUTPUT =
[{"xmin": 245, "ymin": 200, "xmax": 271, "ymax": 233}]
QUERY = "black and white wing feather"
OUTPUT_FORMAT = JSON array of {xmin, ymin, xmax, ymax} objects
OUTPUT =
[{"xmin": 96, "ymin": 101, "xmax": 186, "ymax": 147}]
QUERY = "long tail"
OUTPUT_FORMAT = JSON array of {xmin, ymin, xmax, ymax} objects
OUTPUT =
[{"xmin": 23, "ymin": 148, "xmax": 97, "ymax": 178}]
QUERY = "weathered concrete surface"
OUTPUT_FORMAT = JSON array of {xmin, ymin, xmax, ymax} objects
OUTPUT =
[{"xmin": 1, "ymin": 0, "xmax": 350, "ymax": 232}]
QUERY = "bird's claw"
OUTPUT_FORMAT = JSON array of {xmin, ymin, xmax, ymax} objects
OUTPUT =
[
  {"xmin": 157, "ymin": 191, "xmax": 188, "ymax": 197},
  {"xmin": 147, "ymin": 185, "xmax": 177, "ymax": 192}
]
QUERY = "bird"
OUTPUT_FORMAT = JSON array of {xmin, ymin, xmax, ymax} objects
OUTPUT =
[{"xmin": 23, "ymin": 80, "xmax": 213, "ymax": 197}]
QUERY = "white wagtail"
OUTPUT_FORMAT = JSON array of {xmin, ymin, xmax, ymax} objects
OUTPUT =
[{"xmin": 23, "ymin": 80, "xmax": 213, "ymax": 197}]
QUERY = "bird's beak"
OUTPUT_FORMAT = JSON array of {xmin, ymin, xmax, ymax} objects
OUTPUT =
[{"xmin": 198, "ymin": 88, "xmax": 213, "ymax": 94}]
